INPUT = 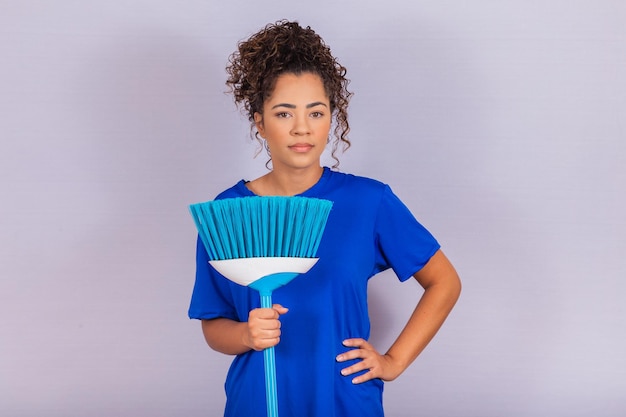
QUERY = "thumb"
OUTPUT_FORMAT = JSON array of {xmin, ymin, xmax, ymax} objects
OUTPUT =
[{"xmin": 272, "ymin": 304, "xmax": 289, "ymax": 315}]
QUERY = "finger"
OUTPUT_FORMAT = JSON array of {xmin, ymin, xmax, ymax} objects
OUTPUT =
[
  {"xmin": 336, "ymin": 339, "xmax": 373, "ymax": 362},
  {"xmin": 248, "ymin": 315, "xmax": 281, "ymax": 338},
  {"xmin": 248, "ymin": 322, "xmax": 280, "ymax": 336},
  {"xmin": 340, "ymin": 357, "xmax": 384, "ymax": 384},
  {"xmin": 259, "ymin": 328, "xmax": 282, "ymax": 340},
  {"xmin": 337, "ymin": 349, "xmax": 375, "ymax": 377},
  {"xmin": 339, "ymin": 358, "xmax": 371, "ymax": 377},
  {"xmin": 342, "ymin": 338, "xmax": 372, "ymax": 349},
  {"xmin": 248, "ymin": 325, "xmax": 282, "ymax": 350},
  {"xmin": 351, "ymin": 369, "xmax": 377, "ymax": 385},
  {"xmin": 250, "ymin": 307, "xmax": 280, "ymax": 320},
  {"xmin": 251, "ymin": 334, "xmax": 282, "ymax": 351},
  {"xmin": 336, "ymin": 347, "xmax": 366, "ymax": 362},
  {"xmin": 250, "ymin": 316, "xmax": 282, "ymax": 331},
  {"xmin": 339, "ymin": 352, "xmax": 384, "ymax": 384},
  {"xmin": 272, "ymin": 304, "xmax": 289, "ymax": 315}
]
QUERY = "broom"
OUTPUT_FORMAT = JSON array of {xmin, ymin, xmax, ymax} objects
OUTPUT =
[{"xmin": 189, "ymin": 196, "xmax": 333, "ymax": 417}]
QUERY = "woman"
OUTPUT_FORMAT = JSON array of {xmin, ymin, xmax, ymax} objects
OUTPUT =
[{"xmin": 189, "ymin": 20, "xmax": 461, "ymax": 417}]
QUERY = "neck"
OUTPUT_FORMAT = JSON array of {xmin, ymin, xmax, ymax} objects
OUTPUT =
[{"xmin": 253, "ymin": 166, "xmax": 324, "ymax": 196}]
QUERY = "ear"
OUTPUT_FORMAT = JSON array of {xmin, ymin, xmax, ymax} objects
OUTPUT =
[{"xmin": 254, "ymin": 112, "xmax": 265, "ymax": 138}]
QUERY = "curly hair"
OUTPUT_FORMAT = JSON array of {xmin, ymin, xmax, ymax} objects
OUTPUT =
[{"xmin": 225, "ymin": 20, "xmax": 352, "ymax": 168}]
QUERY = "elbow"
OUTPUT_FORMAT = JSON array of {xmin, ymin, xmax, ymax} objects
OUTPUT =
[
  {"xmin": 201, "ymin": 319, "xmax": 222, "ymax": 351},
  {"xmin": 427, "ymin": 267, "xmax": 462, "ymax": 308},
  {"xmin": 450, "ymin": 272, "xmax": 462, "ymax": 305}
]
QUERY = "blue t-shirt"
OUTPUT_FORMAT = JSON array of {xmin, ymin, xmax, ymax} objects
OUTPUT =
[{"xmin": 189, "ymin": 167, "xmax": 440, "ymax": 417}]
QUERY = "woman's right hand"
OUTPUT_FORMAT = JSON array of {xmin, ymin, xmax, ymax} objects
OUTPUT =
[{"xmin": 244, "ymin": 304, "xmax": 289, "ymax": 351}]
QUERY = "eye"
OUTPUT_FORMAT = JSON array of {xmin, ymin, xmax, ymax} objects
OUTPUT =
[
  {"xmin": 310, "ymin": 111, "xmax": 325, "ymax": 118},
  {"xmin": 275, "ymin": 112, "xmax": 291, "ymax": 118}
]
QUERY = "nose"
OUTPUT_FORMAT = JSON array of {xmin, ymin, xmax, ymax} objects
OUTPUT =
[{"xmin": 290, "ymin": 113, "xmax": 310, "ymax": 136}]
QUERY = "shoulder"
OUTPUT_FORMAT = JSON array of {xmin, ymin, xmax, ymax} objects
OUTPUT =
[
  {"xmin": 213, "ymin": 180, "xmax": 253, "ymax": 200},
  {"xmin": 325, "ymin": 170, "xmax": 416, "ymax": 217},
  {"xmin": 320, "ymin": 170, "xmax": 395, "ymax": 215},
  {"xmin": 327, "ymin": 169, "xmax": 389, "ymax": 195}
]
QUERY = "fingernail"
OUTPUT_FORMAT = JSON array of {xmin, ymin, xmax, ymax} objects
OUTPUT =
[
  {"xmin": 336, "ymin": 354, "xmax": 343, "ymax": 361},
  {"xmin": 340, "ymin": 369, "xmax": 347, "ymax": 376}
]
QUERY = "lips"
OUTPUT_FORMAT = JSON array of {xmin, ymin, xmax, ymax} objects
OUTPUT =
[{"xmin": 288, "ymin": 143, "xmax": 314, "ymax": 153}]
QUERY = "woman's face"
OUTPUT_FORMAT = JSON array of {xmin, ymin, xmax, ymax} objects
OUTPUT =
[{"xmin": 254, "ymin": 72, "xmax": 331, "ymax": 173}]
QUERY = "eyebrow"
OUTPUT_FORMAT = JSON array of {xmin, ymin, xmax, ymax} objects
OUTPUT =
[{"xmin": 271, "ymin": 102, "xmax": 328, "ymax": 110}]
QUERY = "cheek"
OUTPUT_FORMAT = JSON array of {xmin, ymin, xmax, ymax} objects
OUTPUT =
[
  {"xmin": 319, "ymin": 120, "xmax": 332, "ymax": 136},
  {"xmin": 260, "ymin": 124, "xmax": 277, "ymax": 138}
]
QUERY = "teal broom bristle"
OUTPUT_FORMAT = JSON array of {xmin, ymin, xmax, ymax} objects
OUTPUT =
[{"xmin": 189, "ymin": 196, "xmax": 333, "ymax": 260}]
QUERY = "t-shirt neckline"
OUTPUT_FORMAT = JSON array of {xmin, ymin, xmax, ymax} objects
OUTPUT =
[{"xmin": 236, "ymin": 166, "xmax": 332, "ymax": 198}]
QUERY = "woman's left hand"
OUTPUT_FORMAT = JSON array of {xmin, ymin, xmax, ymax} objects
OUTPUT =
[{"xmin": 336, "ymin": 338, "xmax": 403, "ymax": 384}]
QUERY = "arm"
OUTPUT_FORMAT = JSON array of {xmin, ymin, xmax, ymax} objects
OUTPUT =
[
  {"xmin": 337, "ymin": 249, "xmax": 461, "ymax": 383},
  {"xmin": 201, "ymin": 304, "xmax": 289, "ymax": 355}
]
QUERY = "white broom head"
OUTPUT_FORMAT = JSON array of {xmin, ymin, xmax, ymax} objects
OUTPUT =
[{"xmin": 209, "ymin": 257, "xmax": 319, "ymax": 287}]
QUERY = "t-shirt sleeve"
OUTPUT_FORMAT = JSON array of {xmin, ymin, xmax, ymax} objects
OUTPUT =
[
  {"xmin": 373, "ymin": 185, "xmax": 441, "ymax": 281},
  {"xmin": 188, "ymin": 236, "xmax": 239, "ymax": 320}
]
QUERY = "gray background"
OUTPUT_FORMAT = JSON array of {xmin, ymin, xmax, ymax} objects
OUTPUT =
[{"xmin": 1, "ymin": 1, "xmax": 625, "ymax": 416}]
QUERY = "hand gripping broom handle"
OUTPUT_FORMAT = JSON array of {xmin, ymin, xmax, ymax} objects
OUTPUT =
[
  {"xmin": 249, "ymin": 272, "xmax": 302, "ymax": 417},
  {"xmin": 260, "ymin": 291, "xmax": 279, "ymax": 417},
  {"xmin": 209, "ymin": 265, "xmax": 316, "ymax": 417}
]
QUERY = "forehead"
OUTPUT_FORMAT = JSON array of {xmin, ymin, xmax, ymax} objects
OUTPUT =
[{"xmin": 266, "ymin": 72, "xmax": 329, "ymax": 103}]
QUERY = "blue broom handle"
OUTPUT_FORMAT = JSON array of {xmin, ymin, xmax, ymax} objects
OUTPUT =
[{"xmin": 260, "ymin": 293, "xmax": 279, "ymax": 417}]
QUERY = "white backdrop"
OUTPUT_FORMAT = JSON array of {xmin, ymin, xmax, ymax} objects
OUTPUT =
[{"xmin": 1, "ymin": 1, "xmax": 625, "ymax": 416}]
